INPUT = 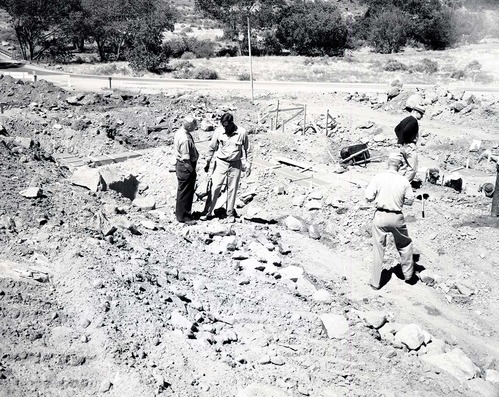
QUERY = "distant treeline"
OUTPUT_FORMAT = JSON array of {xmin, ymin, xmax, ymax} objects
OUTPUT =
[{"xmin": 0, "ymin": 0, "xmax": 496, "ymax": 72}]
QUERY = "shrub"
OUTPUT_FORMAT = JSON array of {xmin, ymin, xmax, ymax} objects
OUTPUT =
[
  {"xmin": 180, "ymin": 51, "xmax": 196, "ymax": 60},
  {"xmin": 237, "ymin": 72, "xmax": 251, "ymax": 81},
  {"xmin": 173, "ymin": 66, "xmax": 219, "ymax": 80},
  {"xmin": 184, "ymin": 37, "xmax": 215, "ymax": 58},
  {"xmin": 173, "ymin": 60, "xmax": 194, "ymax": 71},
  {"xmin": 383, "ymin": 59, "xmax": 408, "ymax": 72},
  {"xmin": 450, "ymin": 69, "xmax": 466, "ymax": 80},
  {"xmin": 276, "ymin": 1, "xmax": 348, "ymax": 56},
  {"xmin": 191, "ymin": 67, "xmax": 218, "ymax": 80},
  {"xmin": 412, "ymin": 58, "xmax": 439, "ymax": 74},
  {"xmin": 368, "ymin": 9, "xmax": 407, "ymax": 54},
  {"xmin": 163, "ymin": 36, "xmax": 188, "ymax": 58},
  {"xmin": 474, "ymin": 72, "xmax": 494, "ymax": 84},
  {"xmin": 465, "ymin": 60, "xmax": 482, "ymax": 71}
]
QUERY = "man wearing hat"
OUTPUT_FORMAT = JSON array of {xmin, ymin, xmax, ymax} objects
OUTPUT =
[
  {"xmin": 365, "ymin": 153, "xmax": 417, "ymax": 290},
  {"xmin": 174, "ymin": 116, "xmax": 199, "ymax": 224},
  {"xmin": 479, "ymin": 150, "xmax": 499, "ymax": 216},
  {"xmin": 394, "ymin": 105, "xmax": 425, "ymax": 182},
  {"xmin": 201, "ymin": 112, "xmax": 253, "ymax": 223}
]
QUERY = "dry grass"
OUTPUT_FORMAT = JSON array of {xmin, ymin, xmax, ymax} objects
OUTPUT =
[{"xmin": 54, "ymin": 41, "xmax": 499, "ymax": 85}]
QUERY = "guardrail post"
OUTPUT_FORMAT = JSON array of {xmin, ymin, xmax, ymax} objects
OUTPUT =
[
  {"xmin": 108, "ymin": 77, "xmax": 112, "ymax": 89},
  {"xmin": 67, "ymin": 75, "xmax": 72, "ymax": 88},
  {"xmin": 303, "ymin": 105, "xmax": 307, "ymax": 135},
  {"xmin": 325, "ymin": 110, "xmax": 329, "ymax": 136},
  {"xmin": 33, "ymin": 71, "xmax": 37, "ymax": 82}
]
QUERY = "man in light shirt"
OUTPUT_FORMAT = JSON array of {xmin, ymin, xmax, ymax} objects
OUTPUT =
[
  {"xmin": 201, "ymin": 113, "xmax": 253, "ymax": 223},
  {"xmin": 365, "ymin": 153, "xmax": 416, "ymax": 290},
  {"xmin": 174, "ymin": 116, "xmax": 198, "ymax": 225}
]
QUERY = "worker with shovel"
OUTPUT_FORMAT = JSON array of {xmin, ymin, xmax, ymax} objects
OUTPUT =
[
  {"xmin": 395, "ymin": 105, "xmax": 425, "ymax": 182},
  {"xmin": 478, "ymin": 149, "xmax": 499, "ymax": 217},
  {"xmin": 365, "ymin": 153, "xmax": 417, "ymax": 290},
  {"xmin": 201, "ymin": 113, "xmax": 253, "ymax": 223}
]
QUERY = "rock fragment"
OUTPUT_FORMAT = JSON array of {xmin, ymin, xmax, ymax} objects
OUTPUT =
[
  {"xmin": 421, "ymin": 348, "xmax": 480, "ymax": 381},
  {"xmin": 320, "ymin": 313, "xmax": 349, "ymax": 339},
  {"xmin": 20, "ymin": 187, "xmax": 42, "ymax": 198},
  {"xmin": 394, "ymin": 324, "xmax": 426, "ymax": 350}
]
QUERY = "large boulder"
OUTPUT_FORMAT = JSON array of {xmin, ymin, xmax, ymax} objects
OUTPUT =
[
  {"xmin": 236, "ymin": 383, "xmax": 290, "ymax": 397},
  {"xmin": 421, "ymin": 348, "xmax": 480, "ymax": 381},
  {"xmin": 467, "ymin": 379, "xmax": 499, "ymax": 397},
  {"xmin": 406, "ymin": 94, "xmax": 424, "ymax": 110},
  {"xmin": 70, "ymin": 167, "xmax": 103, "ymax": 192},
  {"xmin": 284, "ymin": 215, "xmax": 306, "ymax": 231},
  {"xmin": 321, "ymin": 313, "xmax": 349, "ymax": 339},
  {"xmin": 394, "ymin": 324, "xmax": 426, "ymax": 350}
]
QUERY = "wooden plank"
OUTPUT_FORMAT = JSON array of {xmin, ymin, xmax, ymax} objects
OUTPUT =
[
  {"xmin": 276, "ymin": 156, "xmax": 315, "ymax": 171},
  {"xmin": 339, "ymin": 148, "xmax": 370, "ymax": 164}
]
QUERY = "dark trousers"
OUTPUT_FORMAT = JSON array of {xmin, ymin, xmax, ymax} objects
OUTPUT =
[{"xmin": 176, "ymin": 160, "xmax": 196, "ymax": 221}]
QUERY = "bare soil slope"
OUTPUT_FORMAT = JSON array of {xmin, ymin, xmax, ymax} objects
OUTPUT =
[{"xmin": 1, "ymin": 73, "xmax": 499, "ymax": 397}]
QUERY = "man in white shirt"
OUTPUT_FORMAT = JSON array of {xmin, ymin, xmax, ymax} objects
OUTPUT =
[
  {"xmin": 201, "ymin": 113, "xmax": 252, "ymax": 223},
  {"xmin": 174, "ymin": 116, "xmax": 199, "ymax": 224},
  {"xmin": 365, "ymin": 153, "xmax": 416, "ymax": 290}
]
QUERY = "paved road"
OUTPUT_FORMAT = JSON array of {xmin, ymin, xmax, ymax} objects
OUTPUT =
[{"xmin": 2, "ymin": 57, "xmax": 499, "ymax": 95}]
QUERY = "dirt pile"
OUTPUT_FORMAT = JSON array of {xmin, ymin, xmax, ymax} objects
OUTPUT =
[{"xmin": 1, "ymin": 78, "xmax": 499, "ymax": 397}]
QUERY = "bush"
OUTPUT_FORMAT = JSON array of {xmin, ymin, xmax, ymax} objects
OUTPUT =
[
  {"xmin": 450, "ymin": 69, "xmax": 466, "ymax": 80},
  {"xmin": 215, "ymin": 43, "xmax": 239, "ymax": 57},
  {"xmin": 465, "ymin": 60, "xmax": 482, "ymax": 71},
  {"xmin": 383, "ymin": 59, "xmax": 408, "ymax": 72},
  {"xmin": 368, "ymin": 9, "xmax": 407, "ymax": 54},
  {"xmin": 191, "ymin": 67, "xmax": 218, "ymax": 80},
  {"xmin": 474, "ymin": 72, "xmax": 494, "ymax": 84},
  {"xmin": 173, "ymin": 60, "xmax": 194, "ymax": 71},
  {"xmin": 163, "ymin": 36, "xmax": 188, "ymax": 58},
  {"xmin": 173, "ymin": 66, "xmax": 219, "ymax": 80},
  {"xmin": 237, "ymin": 72, "xmax": 251, "ymax": 81},
  {"xmin": 412, "ymin": 58, "xmax": 438, "ymax": 74},
  {"xmin": 163, "ymin": 36, "xmax": 216, "ymax": 59},
  {"xmin": 276, "ymin": 1, "xmax": 348, "ymax": 56},
  {"xmin": 180, "ymin": 51, "xmax": 196, "ymax": 60},
  {"xmin": 184, "ymin": 37, "xmax": 215, "ymax": 58}
]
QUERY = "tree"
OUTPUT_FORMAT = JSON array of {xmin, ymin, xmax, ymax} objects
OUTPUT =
[
  {"xmin": 125, "ymin": 5, "xmax": 174, "ymax": 72},
  {"xmin": 368, "ymin": 9, "xmax": 407, "ymax": 53},
  {"xmin": 359, "ymin": 0, "xmax": 457, "ymax": 52},
  {"xmin": 195, "ymin": 0, "xmax": 286, "ymax": 53},
  {"xmin": 79, "ymin": 0, "xmax": 175, "ymax": 62},
  {"xmin": 0, "ymin": 0, "xmax": 79, "ymax": 60},
  {"xmin": 275, "ymin": 1, "xmax": 348, "ymax": 56}
]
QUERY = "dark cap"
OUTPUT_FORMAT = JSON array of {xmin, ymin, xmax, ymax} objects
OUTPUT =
[{"xmin": 220, "ymin": 113, "xmax": 234, "ymax": 124}]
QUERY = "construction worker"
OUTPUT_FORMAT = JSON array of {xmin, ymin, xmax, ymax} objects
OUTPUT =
[
  {"xmin": 394, "ymin": 105, "xmax": 425, "ymax": 182},
  {"xmin": 479, "ymin": 149, "xmax": 499, "ymax": 217},
  {"xmin": 365, "ymin": 153, "xmax": 417, "ymax": 290},
  {"xmin": 201, "ymin": 113, "xmax": 252, "ymax": 223},
  {"xmin": 174, "ymin": 116, "xmax": 199, "ymax": 224}
]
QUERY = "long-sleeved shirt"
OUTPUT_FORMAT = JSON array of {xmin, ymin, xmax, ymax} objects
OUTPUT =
[
  {"xmin": 365, "ymin": 169, "xmax": 414, "ymax": 212},
  {"xmin": 395, "ymin": 115, "xmax": 419, "ymax": 145},
  {"xmin": 207, "ymin": 125, "xmax": 252, "ymax": 165},
  {"xmin": 174, "ymin": 127, "xmax": 198, "ymax": 162}
]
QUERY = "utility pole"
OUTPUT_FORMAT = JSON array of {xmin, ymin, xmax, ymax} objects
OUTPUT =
[{"xmin": 247, "ymin": 15, "xmax": 254, "ymax": 103}]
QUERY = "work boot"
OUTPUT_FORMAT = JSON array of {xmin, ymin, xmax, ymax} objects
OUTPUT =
[
  {"xmin": 226, "ymin": 216, "xmax": 235, "ymax": 224},
  {"xmin": 200, "ymin": 214, "xmax": 213, "ymax": 221}
]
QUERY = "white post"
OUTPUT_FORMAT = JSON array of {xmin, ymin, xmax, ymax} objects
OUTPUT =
[
  {"xmin": 67, "ymin": 75, "xmax": 72, "ymax": 88},
  {"xmin": 247, "ymin": 16, "xmax": 254, "ymax": 103}
]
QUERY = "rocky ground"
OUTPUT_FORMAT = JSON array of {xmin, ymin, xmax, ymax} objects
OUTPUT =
[{"xmin": 1, "ymin": 73, "xmax": 499, "ymax": 397}]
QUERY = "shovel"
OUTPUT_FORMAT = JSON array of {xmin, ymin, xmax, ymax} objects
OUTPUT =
[{"xmin": 416, "ymin": 193, "xmax": 430, "ymax": 218}]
